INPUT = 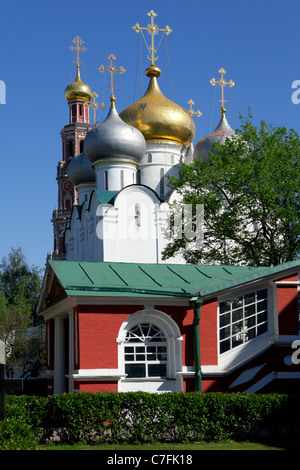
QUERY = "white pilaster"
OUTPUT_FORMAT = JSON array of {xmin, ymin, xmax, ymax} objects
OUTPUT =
[{"xmin": 54, "ymin": 317, "xmax": 65, "ymax": 395}]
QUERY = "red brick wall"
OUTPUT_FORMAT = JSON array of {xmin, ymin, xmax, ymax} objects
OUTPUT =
[
  {"xmin": 76, "ymin": 382, "xmax": 118, "ymax": 393},
  {"xmin": 275, "ymin": 274, "xmax": 299, "ymax": 335},
  {"xmin": 199, "ymin": 298, "xmax": 218, "ymax": 366},
  {"xmin": 75, "ymin": 302, "xmax": 219, "ymax": 377},
  {"xmin": 155, "ymin": 301, "xmax": 218, "ymax": 367},
  {"xmin": 76, "ymin": 304, "xmax": 144, "ymax": 369}
]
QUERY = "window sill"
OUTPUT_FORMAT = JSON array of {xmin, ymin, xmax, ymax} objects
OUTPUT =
[{"xmin": 122, "ymin": 378, "xmax": 174, "ymax": 382}]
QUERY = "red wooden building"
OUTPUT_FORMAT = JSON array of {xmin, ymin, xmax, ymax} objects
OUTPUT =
[{"xmin": 37, "ymin": 259, "xmax": 300, "ymax": 395}]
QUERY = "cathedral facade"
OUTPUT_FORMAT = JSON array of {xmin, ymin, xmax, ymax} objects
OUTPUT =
[{"xmin": 37, "ymin": 14, "xmax": 300, "ymax": 395}]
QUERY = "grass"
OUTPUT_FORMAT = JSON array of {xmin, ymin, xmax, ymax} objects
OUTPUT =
[{"xmin": 40, "ymin": 439, "xmax": 300, "ymax": 451}]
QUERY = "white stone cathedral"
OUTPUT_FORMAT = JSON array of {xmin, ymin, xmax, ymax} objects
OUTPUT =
[{"xmin": 53, "ymin": 18, "xmax": 235, "ymax": 266}]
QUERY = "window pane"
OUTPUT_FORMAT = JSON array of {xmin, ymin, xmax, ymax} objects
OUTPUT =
[
  {"xmin": 125, "ymin": 364, "xmax": 145, "ymax": 378},
  {"xmin": 220, "ymin": 326, "xmax": 230, "ymax": 340},
  {"xmin": 141, "ymin": 324, "xmax": 150, "ymax": 335},
  {"xmin": 232, "ymin": 320, "xmax": 243, "ymax": 333},
  {"xmin": 258, "ymin": 323, "xmax": 268, "ymax": 335},
  {"xmin": 232, "ymin": 308, "xmax": 243, "ymax": 323},
  {"xmin": 232, "ymin": 297, "xmax": 243, "ymax": 309},
  {"xmin": 136, "ymin": 347, "xmax": 145, "ymax": 353},
  {"xmin": 257, "ymin": 299, "xmax": 267, "ymax": 312},
  {"xmin": 136, "ymin": 354, "xmax": 145, "ymax": 361},
  {"xmin": 147, "ymin": 354, "xmax": 156, "ymax": 360},
  {"xmin": 247, "ymin": 327, "xmax": 256, "ymax": 340},
  {"xmin": 246, "ymin": 316, "xmax": 256, "ymax": 328},
  {"xmin": 220, "ymin": 339, "xmax": 230, "ymax": 354},
  {"xmin": 125, "ymin": 347, "xmax": 134, "ymax": 353},
  {"xmin": 125, "ymin": 354, "xmax": 134, "ymax": 361},
  {"xmin": 220, "ymin": 312, "xmax": 230, "ymax": 327},
  {"xmin": 232, "ymin": 335, "xmax": 243, "ymax": 349},
  {"xmin": 245, "ymin": 292, "xmax": 255, "ymax": 305},
  {"xmin": 257, "ymin": 289, "xmax": 267, "ymax": 301},
  {"xmin": 245, "ymin": 304, "xmax": 255, "ymax": 317},
  {"xmin": 257, "ymin": 311, "xmax": 267, "ymax": 324},
  {"xmin": 148, "ymin": 364, "xmax": 167, "ymax": 377},
  {"xmin": 158, "ymin": 354, "xmax": 167, "ymax": 360},
  {"xmin": 220, "ymin": 301, "xmax": 231, "ymax": 314}
]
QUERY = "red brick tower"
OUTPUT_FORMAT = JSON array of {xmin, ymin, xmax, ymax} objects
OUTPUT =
[{"xmin": 51, "ymin": 36, "xmax": 93, "ymax": 259}]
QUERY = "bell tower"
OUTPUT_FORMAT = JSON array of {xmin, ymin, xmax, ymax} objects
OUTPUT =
[{"xmin": 51, "ymin": 36, "xmax": 93, "ymax": 259}]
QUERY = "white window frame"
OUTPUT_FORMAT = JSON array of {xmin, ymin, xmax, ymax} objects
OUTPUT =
[
  {"xmin": 117, "ymin": 309, "xmax": 183, "ymax": 381},
  {"xmin": 124, "ymin": 323, "xmax": 168, "ymax": 379},
  {"xmin": 218, "ymin": 286, "xmax": 270, "ymax": 356}
]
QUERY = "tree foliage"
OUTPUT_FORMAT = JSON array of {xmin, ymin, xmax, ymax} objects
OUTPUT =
[
  {"xmin": 163, "ymin": 114, "xmax": 300, "ymax": 266},
  {"xmin": 0, "ymin": 246, "xmax": 42, "ymax": 314},
  {"xmin": 0, "ymin": 247, "xmax": 44, "ymax": 377}
]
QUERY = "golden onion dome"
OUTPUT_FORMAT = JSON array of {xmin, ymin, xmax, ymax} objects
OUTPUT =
[
  {"xmin": 64, "ymin": 65, "xmax": 93, "ymax": 103},
  {"xmin": 119, "ymin": 65, "xmax": 195, "ymax": 147}
]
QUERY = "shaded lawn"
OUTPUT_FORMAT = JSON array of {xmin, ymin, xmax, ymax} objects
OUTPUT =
[{"xmin": 40, "ymin": 439, "xmax": 300, "ymax": 451}]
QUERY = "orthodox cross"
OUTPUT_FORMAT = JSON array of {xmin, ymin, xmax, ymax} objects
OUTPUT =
[
  {"xmin": 88, "ymin": 92, "xmax": 106, "ymax": 126},
  {"xmin": 99, "ymin": 54, "xmax": 126, "ymax": 101},
  {"xmin": 210, "ymin": 68, "xmax": 235, "ymax": 113},
  {"xmin": 133, "ymin": 10, "xmax": 172, "ymax": 65},
  {"xmin": 0, "ymin": 364, "xmax": 23, "ymax": 420},
  {"xmin": 69, "ymin": 35, "xmax": 87, "ymax": 66},
  {"xmin": 188, "ymin": 99, "xmax": 202, "ymax": 118}
]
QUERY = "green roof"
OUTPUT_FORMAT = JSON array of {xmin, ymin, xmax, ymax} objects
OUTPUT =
[
  {"xmin": 95, "ymin": 190, "xmax": 118, "ymax": 205},
  {"xmin": 48, "ymin": 259, "xmax": 300, "ymax": 300}
]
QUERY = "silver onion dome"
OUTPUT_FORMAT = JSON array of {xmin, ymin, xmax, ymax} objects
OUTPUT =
[
  {"xmin": 193, "ymin": 111, "xmax": 235, "ymax": 161},
  {"xmin": 68, "ymin": 151, "xmax": 96, "ymax": 187},
  {"xmin": 84, "ymin": 100, "xmax": 146, "ymax": 165}
]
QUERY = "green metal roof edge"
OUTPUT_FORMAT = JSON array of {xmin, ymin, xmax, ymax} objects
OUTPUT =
[
  {"xmin": 199, "ymin": 258, "xmax": 300, "ymax": 296},
  {"xmin": 64, "ymin": 285, "xmax": 194, "ymax": 298},
  {"xmin": 48, "ymin": 258, "xmax": 300, "ymax": 300}
]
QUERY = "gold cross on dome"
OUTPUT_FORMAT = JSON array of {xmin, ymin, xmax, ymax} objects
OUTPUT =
[
  {"xmin": 99, "ymin": 54, "xmax": 126, "ymax": 101},
  {"xmin": 210, "ymin": 68, "xmax": 235, "ymax": 113},
  {"xmin": 88, "ymin": 92, "xmax": 106, "ymax": 126},
  {"xmin": 188, "ymin": 99, "xmax": 202, "ymax": 118},
  {"xmin": 69, "ymin": 35, "xmax": 87, "ymax": 66},
  {"xmin": 133, "ymin": 10, "xmax": 172, "ymax": 65}
]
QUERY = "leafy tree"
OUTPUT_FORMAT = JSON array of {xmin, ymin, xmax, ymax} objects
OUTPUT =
[
  {"xmin": 163, "ymin": 114, "xmax": 300, "ymax": 267},
  {"xmin": 0, "ymin": 292, "xmax": 31, "ymax": 359},
  {"xmin": 0, "ymin": 246, "xmax": 42, "ymax": 321},
  {"xmin": 0, "ymin": 247, "xmax": 45, "ymax": 377},
  {"xmin": 7, "ymin": 327, "xmax": 46, "ymax": 379}
]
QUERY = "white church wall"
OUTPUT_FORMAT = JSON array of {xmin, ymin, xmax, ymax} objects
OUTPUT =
[
  {"xmin": 94, "ymin": 160, "xmax": 137, "ymax": 192},
  {"xmin": 99, "ymin": 186, "xmax": 161, "ymax": 263},
  {"xmin": 139, "ymin": 142, "xmax": 184, "ymax": 198}
]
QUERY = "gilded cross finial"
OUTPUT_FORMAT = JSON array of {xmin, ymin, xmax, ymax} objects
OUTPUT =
[
  {"xmin": 188, "ymin": 99, "xmax": 202, "ymax": 118},
  {"xmin": 133, "ymin": 10, "xmax": 172, "ymax": 65},
  {"xmin": 69, "ymin": 35, "xmax": 87, "ymax": 67},
  {"xmin": 99, "ymin": 54, "xmax": 126, "ymax": 102},
  {"xmin": 88, "ymin": 92, "xmax": 106, "ymax": 126},
  {"xmin": 210, "ymin": 68, "xmax": 235, "ymax": 114}
]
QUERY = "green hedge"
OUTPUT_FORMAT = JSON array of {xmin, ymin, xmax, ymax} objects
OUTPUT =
[{"xmin": 4, "ymin": 392, "xmax": 300, "ymax": 445}]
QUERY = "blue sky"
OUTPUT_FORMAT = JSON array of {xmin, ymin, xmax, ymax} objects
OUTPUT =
[{"xmin": 0, "ymin": 0, "xmax": 300, "ymax": 270}]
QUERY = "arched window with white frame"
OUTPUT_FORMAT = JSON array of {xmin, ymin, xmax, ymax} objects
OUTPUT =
[
  {"xmin": 117, "ymin": 309, "xmax": 183, "ymax": 392},
  {"xmin": 124, "ymin": 323, "xmax": 168, "ymax": 378}
]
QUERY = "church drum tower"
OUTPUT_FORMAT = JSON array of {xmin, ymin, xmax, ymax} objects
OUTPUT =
[{"xmin": 51, "ymin": 36, "xmax": 93, "ymax": 259}]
